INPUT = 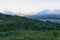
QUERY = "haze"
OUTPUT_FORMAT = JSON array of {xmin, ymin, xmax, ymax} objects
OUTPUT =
[{"xmin": 0, "ymin": 0, "xmax": 60, "ymax": 14}]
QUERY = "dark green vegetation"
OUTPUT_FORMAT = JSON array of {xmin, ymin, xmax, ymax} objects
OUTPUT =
[{"xmin": 0, "ymin": 13, "xmax": 60, "ymax": 40}]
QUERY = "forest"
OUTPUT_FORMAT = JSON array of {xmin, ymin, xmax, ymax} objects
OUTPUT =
[{"xmin": 0, "ymin": 13, "xmax": 60, "ymax": 40}]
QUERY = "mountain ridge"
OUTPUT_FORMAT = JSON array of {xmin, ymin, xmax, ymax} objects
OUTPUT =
[{"xmin": 26, "ymin": 9, "xmax": 60, "ymax": 19}]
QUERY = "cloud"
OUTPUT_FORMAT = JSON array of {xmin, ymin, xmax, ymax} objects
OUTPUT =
[{"xmin": 0, "ymin": 0, "xmax": 60, "ymax": 14}]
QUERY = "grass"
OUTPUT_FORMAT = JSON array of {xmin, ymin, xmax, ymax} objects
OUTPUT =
[{"xmin": 0, "ymin": 30, "xmax": 60, "ymax": 40}]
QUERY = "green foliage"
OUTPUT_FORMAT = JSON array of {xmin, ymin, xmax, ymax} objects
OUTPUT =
[
  {"xmin": 0, "ymin": 30, "xmax": 60, "ymax": 40},
  {"xmin": 52, "ymin": 31, "xmax": 58, "ymax": 37},
  {"xmin": 0, "ymin": 13, "xmax": 60, "ymax": 31},
  {"xmin": 0, "ymin": 13, "xmax": 60, "ymax": 40}
]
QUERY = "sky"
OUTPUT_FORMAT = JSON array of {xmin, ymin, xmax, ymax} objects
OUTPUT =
[{"xmin": 0, "ymin": 0, "xmax": 60, "ymax": 14}]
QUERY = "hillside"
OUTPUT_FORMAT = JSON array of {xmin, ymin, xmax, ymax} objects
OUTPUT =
[
  {"xmin": 0, "ymin": 13, "xmax": 60, "ymax": 31},
  {"xmin": 0, "ymin": 13, "xmax": 60, "ymax": 40}
]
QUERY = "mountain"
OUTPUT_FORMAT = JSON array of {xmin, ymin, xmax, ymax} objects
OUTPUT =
[
  {"xmin": 26, "ymin": 9, "xmax": 60, "ymax": 19},
  {"xmin": 28, "ymin": 10, "xmax": 60, "ymax": 19},
  {"xmin": 30, "ymin": 14, "xmax": 60, "ymax": 19},
  {"xmin": 2, "ymin": 10, "xmax": 16, "ymax": 15}
]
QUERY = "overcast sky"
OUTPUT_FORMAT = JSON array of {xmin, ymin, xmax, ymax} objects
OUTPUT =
[{"xmin": 0, "ymin": 0, "xmax": 60, "ymax": 14}]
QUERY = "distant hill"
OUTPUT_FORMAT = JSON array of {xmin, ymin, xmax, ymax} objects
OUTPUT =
[
  {"xmin": 25, "ymin": 9, "xmax": 60, "ymax": 23},
  {"xmin": 26, "ymin": 9, "xmax": 60, "ymax": 19},
  {"xmin": 28, "ymin": 14, "xmax": 60, "ymax": 19}
]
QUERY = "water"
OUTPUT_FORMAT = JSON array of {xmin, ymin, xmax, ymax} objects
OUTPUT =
[{"xmin": 39, "ymin": 19, "xmax": 60, "ymax": 23}]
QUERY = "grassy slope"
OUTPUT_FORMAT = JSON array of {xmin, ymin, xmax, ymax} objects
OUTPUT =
[
  {"xmin": 0, "ymin": 30, "xmax": 60, "ymax": 40},
  {"xmin": 0, "ymin": 13, "xmax": 60, "ymax": 40}
]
